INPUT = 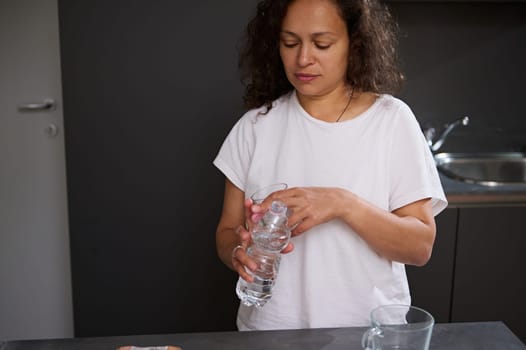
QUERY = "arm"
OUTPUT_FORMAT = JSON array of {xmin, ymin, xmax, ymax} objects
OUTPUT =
[
  {"xmin": 341, "ymin": 191, "xmax": 435, "ymax": 266},
  {"xmin": 254, "ymin": 187, "xmax": 435, "ymax": 266},
  {"xmin": 215, "ymin": 179, "xmax": 255, "ymax": 280}
]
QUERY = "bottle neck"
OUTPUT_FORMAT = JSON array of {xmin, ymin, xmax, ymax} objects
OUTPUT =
[{"xmin": 260, "ymin": 200, "xmax": 288, "ymax": 228}]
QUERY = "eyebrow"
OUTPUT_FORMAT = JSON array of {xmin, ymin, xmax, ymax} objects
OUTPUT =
[{"xmin": 280, "ymin": 30, "xmax": 337, "ymax": 38}]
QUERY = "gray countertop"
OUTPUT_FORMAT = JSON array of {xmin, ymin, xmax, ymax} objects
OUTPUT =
[
  {"xmin": 1, "ymin": 322, "xmax": 525, "ymax": 350},
  {"xmin": 439, "ymin": 173, "xmax": 526, "ymax": 206}
]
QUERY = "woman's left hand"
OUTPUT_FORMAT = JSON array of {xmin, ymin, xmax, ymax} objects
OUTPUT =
[
  {"xmin": 252, "ymin": 187, "xmax": 348, "ymax": 236},
  {"xmin": 250, "ymin": 185, "xmax": 436, "ymax": 266}
]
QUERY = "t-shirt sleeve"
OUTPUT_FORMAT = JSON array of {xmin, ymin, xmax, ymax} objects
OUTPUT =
[
  {"xmin": 213, "ymin": 113, "xmax": 255, "ymax": 192},
  {"xmin": 388, "ymin": 104, "xmax": 448, "ymax": 216}
]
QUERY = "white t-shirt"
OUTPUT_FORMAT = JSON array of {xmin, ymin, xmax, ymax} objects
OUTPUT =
[{"xmin": 213, "ymin": 91, "xmax": 447, "ymax": 331}]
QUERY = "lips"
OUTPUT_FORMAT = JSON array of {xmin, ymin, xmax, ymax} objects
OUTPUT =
[{"xmin": 295, "ymin": 73, "xmax": 319, "ymax": 82}]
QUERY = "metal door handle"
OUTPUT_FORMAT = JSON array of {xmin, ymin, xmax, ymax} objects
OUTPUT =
[{"xmin": 18, "ymin": 99, "xmax": 56, "ymax": 112}]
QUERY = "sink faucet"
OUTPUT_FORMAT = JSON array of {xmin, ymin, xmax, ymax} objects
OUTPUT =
[{"xmin": 424, "ymin": 116, "xmax": 470, "ymax": 152}]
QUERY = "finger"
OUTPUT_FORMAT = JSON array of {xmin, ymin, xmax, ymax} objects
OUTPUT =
[
  {"xmin": 235, "ymin": 225, "xmax": 251, "ymax": 244},
  {"xmin": 281, "ymin": 242, "xmax": 294, "ymax": 254},
  {"xmin": 238, "ymin": 250, "xmax": 258, "ymax": 272},
  {"xmin": 231, "ymin": 244, "xmax": 257, "ymax": 281},
  {"xmin": 252, "ymin": 189, "xmax": 299, "ymax": 221},
  {"xmin": 244, "ymin": 198, "xmax": 253, "ymax": 216},
  {"xmin": 291, "ymin": 217, "xmax": 313, "ymax": 236},
  {"xmin": 250, "ymin": 202, "xmax": 266, "ymax": 214},
  {"xmin": 270, "ymin": 186, "xmax": 296, "ymax": 202},
  {"xmin": 244, "ymin": 197, "xmax": 252, "ymax": 214},
  {"xmin": 288, "ymin": 220, "xmax": 302, "ymax": 232},
  {"xmin": 233, "ymin": 259, "xmax": 254, "ymax": 283},
  {"xmin": 234, "ymin": 260, "xmax": 254, "ymax": 283},
  {"xmin": 250, "ymin": 212, "xmax": 264, "ymax": 224},
  {"xmin": 286, "ymin": 206, "xmax": 308, "ymax": 232},
  {"xmin": 243, "ymin": 198, "xmax": 260, "ymax": 230},
  {"xmin": 262, "ymin": 195, "xmax": 284, "ymax": 209},
  {"xmin": 254, "ymin": 187, "xmax": 291, "ymax": 212},
  {"xmin": 238, "ymin": 269, "xmax": 254, "ymax": 283}
]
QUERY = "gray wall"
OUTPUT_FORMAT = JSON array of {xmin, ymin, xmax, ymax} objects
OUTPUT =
[
  {"xmin": 389, "ymin": 2, "xmax": 526, "ymax": 153},
  {"xmin": 58, "ymin": 0, "xmax": 260, "ymax": 336}
]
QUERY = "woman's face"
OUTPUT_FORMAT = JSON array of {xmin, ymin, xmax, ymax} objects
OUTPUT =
[{"xmin": 279, "ymin": 0, "xmax": 349, "ymax": 98}]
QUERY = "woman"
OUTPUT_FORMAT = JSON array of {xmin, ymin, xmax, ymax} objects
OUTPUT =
[{"xmin": 214, "ymin": 0, "xmax": 447, "ymax": 330}]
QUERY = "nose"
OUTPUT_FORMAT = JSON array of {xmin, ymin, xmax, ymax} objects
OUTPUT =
[{"xmin": 297, "ymin": 44, "xmax": 314, "ymax": 67}]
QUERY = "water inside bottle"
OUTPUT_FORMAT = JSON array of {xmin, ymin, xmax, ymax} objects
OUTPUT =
[{"xmin": 251, "ymin": 230, "xmax": 289, "ymax": 252}]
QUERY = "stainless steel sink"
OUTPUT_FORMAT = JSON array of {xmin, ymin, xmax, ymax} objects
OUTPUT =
[{"xmin": 434, "ymin": 152, "xmax": 526, "ymax": 186}]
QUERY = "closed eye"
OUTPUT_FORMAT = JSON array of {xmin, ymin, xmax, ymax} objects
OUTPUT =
[
  {"xmin": 282, "ymin": 41, "xmax": 299, "ymax": 48},
  {"xmin": 315, "ymin": 43, "xmax": 331, "ymax": 50}
]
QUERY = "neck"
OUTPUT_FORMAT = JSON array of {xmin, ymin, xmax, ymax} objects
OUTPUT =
[{"xmin": 296, "ymin": 86, "xmax": 353, "ymax": 123}]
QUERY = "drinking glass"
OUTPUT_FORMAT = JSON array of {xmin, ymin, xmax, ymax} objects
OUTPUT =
[
  {"xmin": 362, "ymin": 304, "xmax": 434, "ymax": 350},
  {"xmin": 250, "ymin": 183, "xmax": 288, "ymax": 204}
]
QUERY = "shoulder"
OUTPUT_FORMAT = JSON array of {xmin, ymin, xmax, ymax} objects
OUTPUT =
[
  {"xmin": 223, "ymin": 92, "xmax": 293, "ymax": 144},
  {"xmin": 363, "ymin": 94, "xmax": 425, "ymax": 147},
  {"xmin": 373, "ymin": 94, "xmax": 420, "ymax": 128},
  {"xmin": 237, "ymin": 92, "xmax": 294, "ymax": 127},
  {"xmin": 375, "ymin": 94, "xmax": 413, "ymax": 117}
]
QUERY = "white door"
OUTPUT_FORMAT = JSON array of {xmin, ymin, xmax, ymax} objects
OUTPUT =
[{"xmin": 0, "ymin": 0, "xmax": 74, "ymax": 341}]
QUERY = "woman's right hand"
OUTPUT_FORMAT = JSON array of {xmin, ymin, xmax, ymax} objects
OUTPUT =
[
  {"xmin": 232, "ymin": 198, "xmax": 294, "ymax": 282},
  {"xmin": 231, "ymin": 230, "xmax": 256, "ymax": 283},
  {"xmin": 231, "ymin": 198, "xmax": 258, "ymax": 282}
]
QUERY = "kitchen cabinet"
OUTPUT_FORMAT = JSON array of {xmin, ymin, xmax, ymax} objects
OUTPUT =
[
  {"xmin": 406, "ymin": 207, "xmax": 458, "ymax": 323},
  {"xmin": 406, "ymin": 204, "xmax": 526, "ymax": 341},
  {"xmin": 451, "ymin": 206, "xmax": 526, "ymax": 343},
  {"xmin": 407, "ymin": 204, "xmax": 526, "ymax": 343}
]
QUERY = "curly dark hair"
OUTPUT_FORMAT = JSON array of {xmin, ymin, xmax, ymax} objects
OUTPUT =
[{"xmin": 239, "ymin": 0, "xmax": 404, "ymax": 111}]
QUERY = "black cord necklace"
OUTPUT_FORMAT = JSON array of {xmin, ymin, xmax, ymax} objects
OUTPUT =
[{"xmin": 335, "ymin": 88, "xmax": 355, "ymax": 123}]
